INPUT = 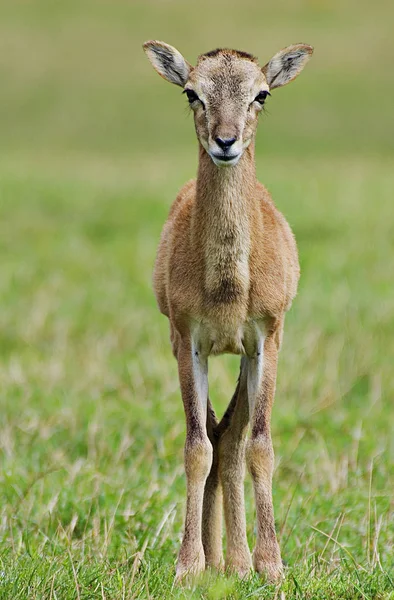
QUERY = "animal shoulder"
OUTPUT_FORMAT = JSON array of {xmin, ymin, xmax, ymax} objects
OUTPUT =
[
  {"xmin": 167, "ymin": 179, "xmax": 196, "ymax": 221},
  {"xmin": 167, "ymin": 179, "xmax": 282, "ymax": 226}
]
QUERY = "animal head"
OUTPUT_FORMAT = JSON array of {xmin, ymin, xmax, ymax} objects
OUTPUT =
[{"xmin": 143, "ymin": 41, "xmax": 313, "ymax": 167}]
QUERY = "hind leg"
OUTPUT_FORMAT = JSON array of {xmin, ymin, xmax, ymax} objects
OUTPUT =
[
  {"xmin": 218, "ymin": 359, "xmax": 252, "ymax": 576},
  {"xmin": 201, "ymin": 399, "xmax": 224, "ymax": 569}
]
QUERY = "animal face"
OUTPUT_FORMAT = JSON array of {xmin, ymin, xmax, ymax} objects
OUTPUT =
[
  {"xmin": 184, "ymin": 50, "xmax": 269, "ymax": 166},
  {"xmin": 143, "ymin": 41, "xmax": 313, "ymax": 167}
]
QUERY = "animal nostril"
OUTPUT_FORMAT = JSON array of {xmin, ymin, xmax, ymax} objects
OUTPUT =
[{"xmin": 215, "ymin": 137, "xmax": 236, "ymax": 150}]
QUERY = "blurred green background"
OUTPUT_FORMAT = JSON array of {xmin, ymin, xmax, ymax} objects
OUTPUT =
[
  {"xmin": 0, "ymin": 1, "xmax": 393, "ymax": 598},
  {"xmin": 2, "ymin": 0, "xmax": 394, "ymax": 168}
]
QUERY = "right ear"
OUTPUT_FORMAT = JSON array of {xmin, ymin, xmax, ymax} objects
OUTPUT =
[
  {"xmin": 262, "ymin": 44, "xmax": 313, "ymax": 90},
  {"xmin": 143, "ymin": 40, "xmax": 192, "ymax": 87}
]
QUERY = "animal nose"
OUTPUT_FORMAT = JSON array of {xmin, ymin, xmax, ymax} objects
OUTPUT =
[{"xmin": 215, "ymin": 136, "xmax": 236, "ymax": 150}]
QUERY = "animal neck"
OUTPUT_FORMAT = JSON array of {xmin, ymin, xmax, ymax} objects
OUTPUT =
[{"xmin": 193, "ymin": 143, "xmax": 257, "ymax": 304}]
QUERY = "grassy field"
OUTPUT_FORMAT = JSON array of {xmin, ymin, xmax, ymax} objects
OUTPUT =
[{"xmin": 0, "ymin": 1, "xmax": 394, "ymax": 598}]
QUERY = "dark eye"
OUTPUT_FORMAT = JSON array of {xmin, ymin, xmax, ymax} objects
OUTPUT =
[
  {"xmin": 184, "ymin": 89, "xmax": 199, "ymax": 104},
  {"xmin": 254, "ymin": 90, "xmax": 271, "ymax": 104}
]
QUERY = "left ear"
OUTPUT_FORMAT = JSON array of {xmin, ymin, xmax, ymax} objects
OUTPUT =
[
  {"xmin": 143, "ymin": 40, "xmax": 192, "ymax": 87},
  {"xmin": 262, "ymin": 44, "xmax": 313, "ymax": 90}
]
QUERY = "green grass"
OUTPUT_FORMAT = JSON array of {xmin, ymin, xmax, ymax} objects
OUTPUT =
[{"xmin": 0, "ymin": 1, "xmax": 394, "ymax": 598}]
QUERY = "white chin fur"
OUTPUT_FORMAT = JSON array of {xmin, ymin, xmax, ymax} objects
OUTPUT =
[{"xmin": 210, "ymin": 153, "xmax": 242, "ymax": 167}]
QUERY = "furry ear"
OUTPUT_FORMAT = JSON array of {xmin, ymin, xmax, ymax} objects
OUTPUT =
[
  {"xmin": 143, "ymin": 40, "xmax": 192, "ymax": 87},
  {"xmin": 262, "ymin": 44, "xmax": 313, "ymax": 89}
]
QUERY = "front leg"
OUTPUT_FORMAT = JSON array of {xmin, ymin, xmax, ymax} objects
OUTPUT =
[
  {"xmin": 245, "ymin": 323, "xmax": 283, "ymax": 583},
  {"xmin": 176, "ymin": 335, "xmax": 212, "ymax": 581}
]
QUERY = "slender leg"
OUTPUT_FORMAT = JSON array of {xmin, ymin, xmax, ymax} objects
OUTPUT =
[
  {"xmin": 176, "ymin": 336, "xmax": 212, "ymax": 580},
  {"xmin": 202, "ymin": 368, "xmax": 246, "ymax": 571},
  {"xmin": 218, "ymin": 358, "xmax": 252, "ymax": 576},
  {"xmin": 246, "ymin": 325, "xmax": 283, "ymax": 582},
  {"xmin": 202, "ymin": 399, "xmax": 224, "ymax": 569}
]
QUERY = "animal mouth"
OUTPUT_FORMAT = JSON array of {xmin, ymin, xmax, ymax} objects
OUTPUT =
[
  {"xmin": 213, "ymin": 154, "xmax": 235, "ymax": 162},
  {"xmin": 211, "ymin": 153, "xmax": 240, "ymax": 164}
]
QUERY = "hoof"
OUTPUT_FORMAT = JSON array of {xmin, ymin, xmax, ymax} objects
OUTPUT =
[
  {"xmin": 253, "ymin": 553, "xmax": 284, "ymax": 583},
  {"xmin": 175, "ymin": 546, "xmax": 205, "ymax": 583},
  {"xmin": 225, "ymin": 552, "xmax": 252, "ymax": 579}
]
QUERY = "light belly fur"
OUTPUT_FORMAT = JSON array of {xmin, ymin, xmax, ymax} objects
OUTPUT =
[{"xmin": 191, "ymin": 318, "xmax": 267, "ymax": 358}]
